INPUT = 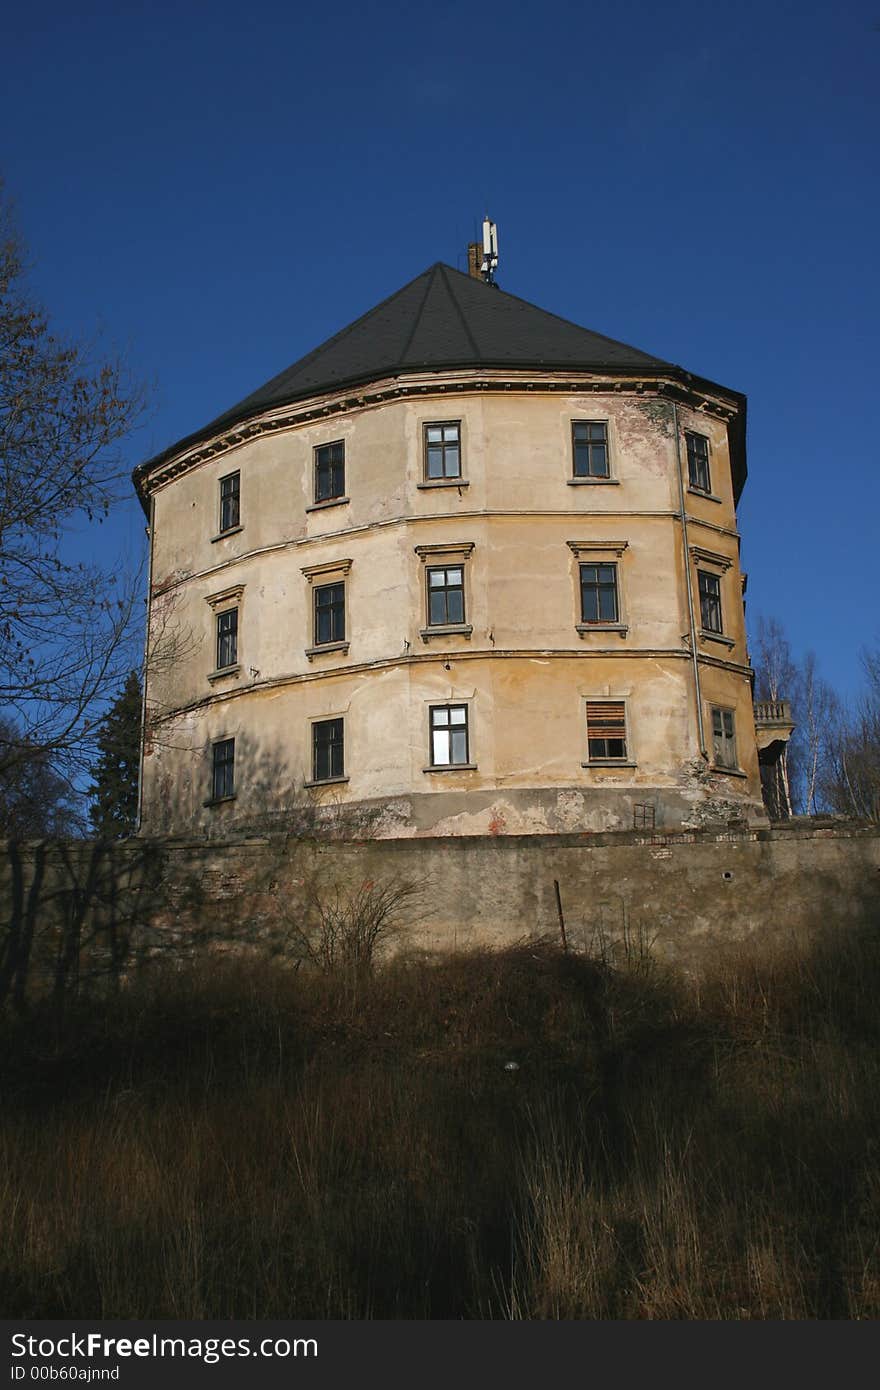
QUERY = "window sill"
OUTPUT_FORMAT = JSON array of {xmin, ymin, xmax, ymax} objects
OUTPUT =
[
  {"xmin": 687, "ymin": 487, "xmax": 723, "ymax": 504},
  {"xmin": 420, "ymin": 624, "xmax": 473, "ymax": 642},
  {"xmin": 305, "ymin": 641, "xmax": 350, "ymax": 661},
  {"xmin": 203, "ymin": 794, "xmax": 236, "ymax": 807},
  {"xmin": 207, "ymin": 664, "xmax": 241, "ymax": 682},
  {"xmin": 699, "ymin": 630, "xmax": 736, "ymax": 649},
  {"xmin": 303, "ymin": 775, "xmax": 350, "ymax": 788},
  {"xmin": 567, "ymin": 477, "xmax": 619, "ymax": 486},
  {"xmin": 306, "ymin": 496, "xmax": 350, "ymax": 513},
  {"xmin": 581, "ymin": 761, "xmax": 637, "ymax": 769},
  {"xmin": 417, "ymin": 479, "xmax": 469, "ymax": 490},
  {"xmin": 576, "ymin": 623, "xmax": 628, "ymax": 637},
  {"xmin": 422, "ymin": 764, "xmax": 478, "ymax": 773},
  {"xmin": 710, "ymin": 765, "xmax": 748, "ymax": 779},
  {"xmin": 211, "ymin": 525, "xmax": 243, "ymax": 543}
]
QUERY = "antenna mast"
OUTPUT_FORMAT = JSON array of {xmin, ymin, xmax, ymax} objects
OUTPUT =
[{"xmin": 480, "ymin": 216, "xmax": 499, "ymax": 285}]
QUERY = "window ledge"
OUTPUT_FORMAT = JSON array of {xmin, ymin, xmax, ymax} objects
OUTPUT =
[
  {"xmin": 210, "ymin": 525, "xmax": 243, "ymax": 543},
  {"xmin": 203, "ymin": 794, "xmax": 237, "ymax": 807},
  {"xmin": 303, "ymin": 775, "xmax": 350, "ymax": 788},
  {"xmin": 687, "ymin": 487, "xmax": 723, "ymax": 504},
  {"xmin": 710, "ymin": 765, "xmax": 748, "ymax": 779},
  {"xmin": 567, "ymin": 477, "xmax": 619, "ymax": 486},
  {"xmin": 420, "ymin": 624, "xmax": 473, "ymax": 642},
  {"xmin": 700, "ymin": 631, "xmax": 736, "ymax": 648},
  {"xmin": 581, "ymin": 761, "xmax": 637, "ymax": 769},
  {"xmin": 576, "ymin": 623, "xmax": 629, "ymax": 637},
  {"xmin": 207, "ymin": 664, "xmax": 241, "ymax": 682},
  {"xmin": 306, "ymin": 496, "xmax": 350, "ymax": 513},
  {"xmin": 305, "ymin": 641, "xmax": 350, "ymax": 661},
  {"xmin": 417, "ymin": 479, "xmax": 469, "ymax": 490},
  {"xmin": 422, "ymin": 764, "xmax": 478, "ymax": 773}
]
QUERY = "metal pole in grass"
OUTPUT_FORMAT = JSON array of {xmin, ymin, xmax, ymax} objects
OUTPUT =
[{"xmin": 553, "ymin": 879, "xmax": 568, "ymax": 952}]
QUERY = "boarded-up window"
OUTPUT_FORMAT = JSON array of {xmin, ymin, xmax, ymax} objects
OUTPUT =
[{"xmin": 587, "ymin": 702, "xmax": 627, "ymax": 761}]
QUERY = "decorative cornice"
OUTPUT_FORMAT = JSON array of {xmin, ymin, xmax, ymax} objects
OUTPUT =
[
  {"xmin": 300, "ymin": 558, "xmax": 353, "ymax": 582},
  {"xmin": 137, "ymin": 369, "xmax": 742, "ymax": 503},
  {"xmin": 689, "ymin": 545, "xmax": 733, "ymax": 572},
  {"xmin": 567, "ymin": 540, "xmax": 629, "ymax": 557},
  {"xmin": 414, "ymin": 542, "xmax": 475, "ymax": 562},
  {"xmin": 205, "ymin": 583, "xmax": 244, "ymax": 609}
]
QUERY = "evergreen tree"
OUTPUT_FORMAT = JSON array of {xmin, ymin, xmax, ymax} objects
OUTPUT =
[{"xmin": 88, "ymin": 671, "xmax": 142, "ymax": 838}]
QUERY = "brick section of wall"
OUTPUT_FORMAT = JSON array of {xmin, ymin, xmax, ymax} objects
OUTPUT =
[{"xmin": 1, "ymin": 824, "xmax": 878, "ymax": 1004}]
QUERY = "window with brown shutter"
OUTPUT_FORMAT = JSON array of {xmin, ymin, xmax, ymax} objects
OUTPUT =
[{"xmin": 586, "ymin": 701, "xmax": 628, "ymax": 761}]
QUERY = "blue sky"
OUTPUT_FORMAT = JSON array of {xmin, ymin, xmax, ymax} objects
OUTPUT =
[{"xmin": 3, "ymin": 0, "xmax": 877, "ymax": 699}]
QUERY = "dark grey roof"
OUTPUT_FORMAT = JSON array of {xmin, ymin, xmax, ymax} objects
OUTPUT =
[
  {"xmin": 219, "ymin": 261, "xmax": 675, "ymax": 417},
  {"xmin": 136, "ymin": 262, "xmax": 746, "ymax": 496}
]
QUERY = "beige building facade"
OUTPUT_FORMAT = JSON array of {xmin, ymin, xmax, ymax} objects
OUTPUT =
[{"xmin": 135, "ymin": 264, "xmax": 765, "ymax": 837}]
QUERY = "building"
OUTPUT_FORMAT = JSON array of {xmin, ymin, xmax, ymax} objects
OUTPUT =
[{"xmin": 134, "ymin": 258, "xmax": 773, "ymax": 838}]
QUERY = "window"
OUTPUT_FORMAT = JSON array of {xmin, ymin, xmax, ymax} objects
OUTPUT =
[
  {"xmin": 580, "ymin": 563, "xmax": 619, "ymax": 624},
  {"xmin": 686, "ymin": 432, "xmax": 711, "ymax": 493},
  {"xmin": 314, "ymin": 582, "xmax": 345, "ymax": 646},
  {"xmin": 430, "ymin": 704, "xmax": 469, "ymax": 767},
  {"xmin": 572, "ymin": 421, "xmax": 609, "ymax": 479},
  {"xmin": 314, "ymin": 441, "xmax": 345, "ymax": 502},
  {"xmin": 313, "ymin": 717, "xmax": 344, "ymax": 782},
  {"xmin": 427, "ymin": 566, "xmax": 465, "ymax": 627},
  {"xmin": 211, "ymin": 738, "xmax": 235, "ymax": 800},
  {"xmin": 698, "ymin": 570, "xmax": 723, "ymax": 634},
  {"xmin": 424, "ymin": 422, "xmax": 461, "ymax": 480},
  {"xmin": 206, "ymin": 585, "xmax": 244, "ymax": 680},
  {"xmin": 711, "ymin": 707, "xmax": 737, "ymax": 770},
  {"xmin": 216, "ymin": 607, "xmax": 238, "ymax": 670},
  {"xmin": 415, "ymin": 542, "xmax": 474, "ymax": 640},
  {"xmin": 219, "ymin": 472, "xmax": 240, "ymax": 533},
  {"xmin": 586, "ymin": 702, "xmax": 628, "ymax": 761}
]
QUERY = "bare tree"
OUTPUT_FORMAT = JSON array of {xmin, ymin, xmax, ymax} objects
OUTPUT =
[
  {"xmin": 800, "ymin": 651, "xmax": 840, "ymax": 815},
  {"xmin": 823, "ymin": 648, "xmax": 880, "ymax": 821},
  {"xmin": 0, "ymin": 185, "xmax": 145, "ymax": 787}
]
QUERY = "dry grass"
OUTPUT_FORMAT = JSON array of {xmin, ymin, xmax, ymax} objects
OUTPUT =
[{"xmin": 2, "ymin": 924, "xmax": 880, "ymax": 1319}]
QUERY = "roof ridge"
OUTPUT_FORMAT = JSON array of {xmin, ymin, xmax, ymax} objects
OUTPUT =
[
  {"xmin": 438, "ymin": 263, "xmax": 482, "ymax": 362},
  {"xmin": 436, "ymin": 261, "xmax": 674, "ymax": 368},
  {"xmin": 241, "ymin": 264, "xmax": 439, "ymax": 400},
  {"xmin": 397, "ymin": 263, "xmax": 440, "ymax": 365}
]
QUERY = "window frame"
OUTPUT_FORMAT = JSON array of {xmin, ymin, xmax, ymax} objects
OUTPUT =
[
  {"xmin": 313, "ymin": 580, "xmax": 346, "ymax": 648},
  {"xmin": 584, "ymin": 700, "xmax": 630, "ymax": 765},
  {"xmin": 218, "ymin": 471, "xmax": 241, "ymax": 534},
  {"xmin": 571, "ymin": 420, "xmax": 611, "ymax": 480},
  {"xmin": 415, "ymin": 542, "xmax": 474, "ymax": 641},
  {"xmin": 428, "ymin": 703, "xmax": 471, "ymax": 769},
  {"xmin": 215, "ymin": 606, "xmax": 238, "ymax": 671},
  {"xmin": 710, "ymin": 705, "xmax": 738, "ymax": 771},
  {"xmin": 685, "ymin": 431, "xmax": 712, "ymax": 494},
  {"xmin": 698, "ymin": 568, "xmax": 723, "ymax": 635},
  {"xmin": 579, "ymin": 560, "xmax": 620, "ymax": 626},
  {"xmin": 311, "ymin": 717, "xmax": 345, "ymax": 784},
  {"xmin": 205, "ymin": 584, "xmax": 244, "ymax": 681},
  {"xmin": 423, "ymin": 421, "xmax": 462, "ymax": 482},
  {"xmin": 210, "ymin": 737, "xmax": 235, "ymax": 802},
  {"xmin": 426, "ymin": 564, "xmax": 466, "ymax": 629},
  {"xmin": 301, "ymin": 559, "xmax": 353, "ymax": 660},
  {"xmin": 313, "ymin": 440, "xmax": 346, "ymax": 504},
  {"xmin": 568, "ymin": 541, "xmax": 629, "ymax": 637}
]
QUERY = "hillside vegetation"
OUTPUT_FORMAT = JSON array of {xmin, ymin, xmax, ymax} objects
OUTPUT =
[{"xmin": 2, "ymin": 922, "xmax": 879, "ymax": 1319}]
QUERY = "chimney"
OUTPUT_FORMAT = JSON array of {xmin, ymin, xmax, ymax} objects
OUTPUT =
[{"xmin": 467, "ymin": 242, "xmax": 482, "ymax": 280}]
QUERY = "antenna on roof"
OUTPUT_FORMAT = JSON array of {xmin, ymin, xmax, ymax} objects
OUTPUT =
[
  {"xmin": 467, "ymin": 216, "xmax": 499, "ymax": 286},
  {"xmin": 481, "ymin": 216, "xmax": 499, "ymax": 285}
]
